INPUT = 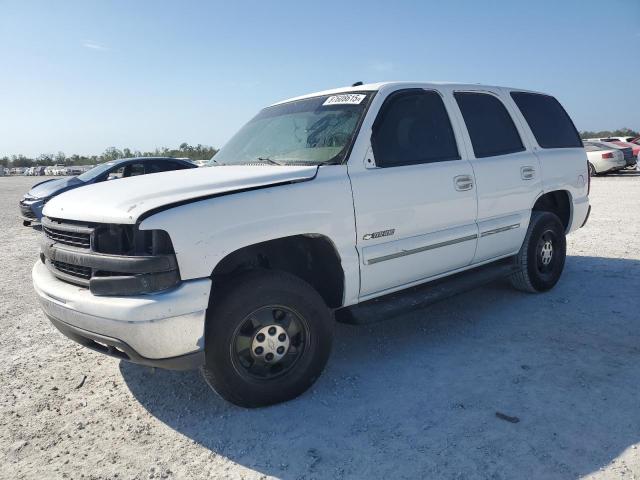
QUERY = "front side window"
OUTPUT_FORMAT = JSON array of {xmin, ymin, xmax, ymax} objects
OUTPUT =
[
  {"xmin": 371, "ymin": 89, "xmax": 460, "ymax": 167},
  {"xmin": 210, "ymin": 93, "xmax": 372, "ymax": 166},
  {"xmin": 510, "ymin": 92, "xmax": 582, "ymax": 148},
  {"xmin": 107, "ymin": 166, "xmax": 125, "ymax": 180},
  {"xmin": 455, "ymin": 92, "xmax": 525, "ymax": 158}
]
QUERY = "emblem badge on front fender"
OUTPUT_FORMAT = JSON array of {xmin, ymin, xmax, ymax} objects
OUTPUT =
[{"xmin": 363, "ymin": 229, "xmax": 395, "ymax": 241}]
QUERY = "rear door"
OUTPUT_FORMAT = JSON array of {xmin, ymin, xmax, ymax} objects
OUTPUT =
[
  {"xmin": 452, "ymin": 90, "xmax": 542, "ymax": 263},
  {"xmin": 508, "ymin": 91, "xmax": 588, "ymax": 231},
  {"xmin": 348, "ymin": 88, "xmax": 478, "ymax": 298}
]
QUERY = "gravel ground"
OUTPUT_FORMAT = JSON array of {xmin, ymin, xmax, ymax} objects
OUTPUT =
[{"xmin": 1, "ymin": 173, "xmax": 639, "ymax": 480}]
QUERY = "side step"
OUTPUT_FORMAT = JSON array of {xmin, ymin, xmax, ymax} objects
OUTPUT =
[{"xmin": 336, "ymin": 258, "xmax": 520, "ymax": 325}]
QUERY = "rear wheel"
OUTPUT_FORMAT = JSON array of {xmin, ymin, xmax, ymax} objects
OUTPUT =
[
  {"xmin": 201, "ymin": 270, "xmax": 334, "ymax": 407},
  {"xmin": 510, "ymin": 211, "xmax": 566, "ymax": 293}
]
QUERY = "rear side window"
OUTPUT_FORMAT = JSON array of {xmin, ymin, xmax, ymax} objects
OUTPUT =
[
  {"xmin": 454, "ymin": 92, "xmax": 525, "ymax": 158},
  {"xmin": 372, "ymin": 89, "xmax": 460, "ymax": 167},
  {"xmin": 146, "ymin": 161, "xmax": 190, "ymax": 173},
  {"xmin": 510, "ymin": 92, "xmax": 582, "ymax": 148}
]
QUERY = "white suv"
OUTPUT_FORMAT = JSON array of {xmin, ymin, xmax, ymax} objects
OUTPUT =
[{"xmin": 33, "ymin": 82, "xmax": 591, "ymax": 407}]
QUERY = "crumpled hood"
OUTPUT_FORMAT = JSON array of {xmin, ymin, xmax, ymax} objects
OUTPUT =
[
  {"xmin": 43, "ymin": 165, "xmax": 318, "ymax": 224},
  {"xmin": 28, "ymin": 177, "xmax": 83, "ymax": 199}
]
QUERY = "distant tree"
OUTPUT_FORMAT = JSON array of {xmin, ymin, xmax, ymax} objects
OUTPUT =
[
  {"xmin": 12, "ymin": 155, "xmax": 32, "ymax": 167},
  {"xmin": 36, "ymin": 154, "xmax": 53, "ymax": 166},
  {"xmin": 580, "ymin": 128, "xmax": 639, "ymax": 139},
  {"xmin": 102, "ymin": 147, "xmax": 124, "ymax": 162},
  {"xmin": 1, "ymin": 142, "xmax": 219, "ymax": 167}
]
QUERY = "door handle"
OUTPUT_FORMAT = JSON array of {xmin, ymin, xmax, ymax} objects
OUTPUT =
[
  {"xmin": 454, "ymin": 175, "xmax": 474, "ymax": 191},
  {"xmin": 521, "ymin": 166, "xmax": 536, "ymax": 180}
]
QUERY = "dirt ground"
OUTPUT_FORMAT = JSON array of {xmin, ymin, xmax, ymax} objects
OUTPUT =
[{"xmin": 1, "ymin": 172, "xmax": 639, "ymax": 480}]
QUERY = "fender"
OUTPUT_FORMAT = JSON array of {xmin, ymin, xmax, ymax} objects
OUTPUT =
[{"xmin": 139, "ymin": 166, "xmax": 362, "ymax": 306}]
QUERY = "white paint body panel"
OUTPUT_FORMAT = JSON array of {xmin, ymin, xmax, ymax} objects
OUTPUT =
[
  {"xmin": 43, "ymin": 165, "xmax": 319, "ymax": 224},
  {"xmin": 140, "ymin": 166, "xmax": 361, "ymax": 306},
  {"xmin": 349, "ymin": 160, "xmax": 478, "ymax": 296}
]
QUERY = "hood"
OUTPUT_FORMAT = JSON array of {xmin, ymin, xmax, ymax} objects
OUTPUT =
[
  {"xmin": 43, "ymin": 165, "xmax": 318, "ymax": 224},
  {"xmin": 28, "ymin": 177, "xmax": 83, "ymax": 199}
]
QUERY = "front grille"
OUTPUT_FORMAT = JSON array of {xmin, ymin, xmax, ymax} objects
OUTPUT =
[
  {"xmin": 44, "ymin": 226, "xmax": 91, "ymax": 248},
  {"xmin": 51, "ymin": 260, "xmax": 92, "ymax": 280}
]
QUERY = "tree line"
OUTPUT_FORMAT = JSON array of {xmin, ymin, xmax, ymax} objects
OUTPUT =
[
  {"xmin": 579, "ymin": 127, "xmax": 638, "ymax": 139},
  {"xmin": 0, "ymin": 143, "xmax": 218, "ymax": 168},
  {"xmin": 2, "ymin": 129, "xmax": 639, "ymax": 169}
]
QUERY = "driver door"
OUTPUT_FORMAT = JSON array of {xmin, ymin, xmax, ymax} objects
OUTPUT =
[{"xmin": 348, "ymin": 88, "xmax": 478, "ymax": 297}]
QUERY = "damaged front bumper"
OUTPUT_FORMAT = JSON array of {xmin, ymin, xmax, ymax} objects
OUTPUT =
[{"xmin": 32, "ymin": 260, "xmax": 211, "ymax": 370}]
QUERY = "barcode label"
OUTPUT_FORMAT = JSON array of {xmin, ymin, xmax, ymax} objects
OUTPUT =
[{"xmin": 323, "ymin": 94, "xmax": 366, "ymax": 106}]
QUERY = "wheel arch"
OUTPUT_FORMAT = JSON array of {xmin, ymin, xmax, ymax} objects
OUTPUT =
[
  {"xmin": 210, "ymin": 234, "xmax": 345, "ymax": 309},
  {"xmin": 531, "ymin": 189, "xmax": 572, "ymax": 232}
]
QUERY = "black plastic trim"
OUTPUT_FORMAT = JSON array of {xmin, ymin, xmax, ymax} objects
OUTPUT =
[
  {"xmin": 42, "ymin": 216, "xmax": 94, "ymax": 235},
  {"xmin": 89, "ymin": 270, "xmax": 180, "ymax": 296},
  {"xmin": 41, "ymin": 240, "xmax": 177, "ymax": 274},
  {"xmin": 581, "ymin": 205, "xmax": 591, "ymax": 228}
]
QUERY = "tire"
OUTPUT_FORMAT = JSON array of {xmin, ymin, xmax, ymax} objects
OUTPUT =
[
  {"xmin": 201, "ymin": 269, "xmax": 334, "ymax": 408},
  {"xmin": 510, "ymin": 211, "xmax": 566, "ymax": 293},
  {"xmin": 588, "ymin": 162, "xmax": 596, "ymax": 177}
]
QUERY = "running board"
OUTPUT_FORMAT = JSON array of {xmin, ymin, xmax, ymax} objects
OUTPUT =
[{"xmin": 336, "ymin": 258, "xmax": 520, "ymax": 325}]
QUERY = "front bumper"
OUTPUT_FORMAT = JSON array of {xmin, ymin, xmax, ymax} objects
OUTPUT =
[
  {"xmin": 33, "ymin": 260, "xmax": 211, "ymax": 369},
  {"xmin": 19, "ymin": 198, "xmax": 44, "ymax": 224}
]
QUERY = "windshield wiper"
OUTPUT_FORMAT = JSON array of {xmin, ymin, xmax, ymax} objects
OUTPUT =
[{"xmin": 256, "ymin": 157, "xmax": 285, "ymax": 166}]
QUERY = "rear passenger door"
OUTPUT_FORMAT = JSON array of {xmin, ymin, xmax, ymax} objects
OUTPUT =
[
  {"xmin": 508, "ymin": 92, "xmax": 588, "ymax": 232},
  {"xmin": 349, "ymin": 88, "xmax": 478, "ymax": 297},
  {"xmin": 452, "ymin": 90, "xmax": 542, "ymax": 263}
]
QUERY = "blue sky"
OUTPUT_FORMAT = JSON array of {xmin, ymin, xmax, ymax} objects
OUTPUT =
[{"xmin": 1, "ymin": 0, "xmax": 638, "ymax": 157}]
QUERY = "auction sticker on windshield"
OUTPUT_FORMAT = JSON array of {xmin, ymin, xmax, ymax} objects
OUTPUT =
[{"xmin": 323, "ymin": 94, "xmax": 366, "ymax": 106}]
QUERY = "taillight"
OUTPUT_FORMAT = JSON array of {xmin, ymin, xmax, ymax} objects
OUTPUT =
[{"xmin": 602, "ymin": 152, "xmax": 614, "ymax": 159}]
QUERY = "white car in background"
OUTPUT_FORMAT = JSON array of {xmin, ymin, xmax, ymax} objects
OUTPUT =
[
  {"xmin": 583, "ymin": 141, "xmax": 626, "ymax": 175},
  {"xmin": 586, "ymin": 138, "xmax": 636, "ymax": 167}
]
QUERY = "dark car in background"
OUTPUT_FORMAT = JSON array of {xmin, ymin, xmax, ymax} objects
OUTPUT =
[{"xmin": 19, "ymin": 157, "xmax": 196, "ymax": 226}]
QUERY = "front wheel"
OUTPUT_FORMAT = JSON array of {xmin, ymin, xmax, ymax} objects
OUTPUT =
[
  {"xmin": 201, "ymin": 270, "xmax": 334, "ymax": 407},
  {"xmin": 510, "ymin": 211, "xmax": 567, "ymax": 293}
]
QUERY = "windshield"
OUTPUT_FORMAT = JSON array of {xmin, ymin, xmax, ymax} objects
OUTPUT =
[
  {"xmin": 76, "ymin": 162, "xmax": 118, "ymax": 182},
  {"xmin": 210, "ymin": 92, "xmax": 372, "ymax": 166}
]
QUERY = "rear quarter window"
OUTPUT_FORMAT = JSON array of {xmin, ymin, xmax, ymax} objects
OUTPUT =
[{"xmin": 510, "ymin": 92, "xmax": 582, "ymax": 148}]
